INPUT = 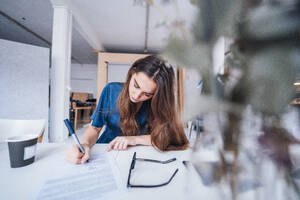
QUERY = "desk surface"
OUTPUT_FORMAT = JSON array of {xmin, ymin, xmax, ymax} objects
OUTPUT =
[
  {"xmin": 2, "ymin": 143, "xmax": 291, "ymax": 200},
  {"xmin": 0, "ymin": 143, "xmax": 194, "ymax": 200}
]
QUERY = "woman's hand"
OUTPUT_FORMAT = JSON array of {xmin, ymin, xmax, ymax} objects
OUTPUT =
[
  {"xmin": 65, "ymin": 143, "xmax": 91, "ymax": 164},
  {"xmin": 106, "ymin": 136, "xmax": 137, "ymax": 151}
]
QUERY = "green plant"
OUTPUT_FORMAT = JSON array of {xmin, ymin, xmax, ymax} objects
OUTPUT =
[{"xmin": 160, "ymin": 0, "xmax": 300, "ymax": 199}]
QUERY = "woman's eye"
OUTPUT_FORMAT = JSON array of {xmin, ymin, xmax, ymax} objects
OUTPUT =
[{"xmin": 144, "ymin": 94, "xmax": 151, "ymax": 97}]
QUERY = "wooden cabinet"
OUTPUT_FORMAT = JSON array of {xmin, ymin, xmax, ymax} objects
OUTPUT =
[{"xmin": 96, "ymin": 52, "xmax": 149, "ymax": 102}]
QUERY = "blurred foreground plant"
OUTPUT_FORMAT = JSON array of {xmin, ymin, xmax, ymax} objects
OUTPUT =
[{"xmin": 162, "ymin": 0, "xmax": 300, "ymax": 199}]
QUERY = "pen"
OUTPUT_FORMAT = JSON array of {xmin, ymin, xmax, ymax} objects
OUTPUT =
[{"xmin": 63, "ymin": 119, "xmax": 86, "ymax": 154}]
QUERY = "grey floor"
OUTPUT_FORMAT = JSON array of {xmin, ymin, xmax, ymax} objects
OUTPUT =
[{"xmin": 64, "ymin": 123, "xmax": 89, "ymax": 143}]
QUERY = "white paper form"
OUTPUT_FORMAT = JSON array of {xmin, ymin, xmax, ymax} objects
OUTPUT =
[{"xmin": 35, "ymin": 151, "xmax": 125, "ymax": 200}]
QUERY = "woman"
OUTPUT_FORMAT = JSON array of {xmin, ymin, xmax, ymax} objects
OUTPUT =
[{"xmin": 66, "ymin": 55, "xmax": 189, "ymax": 164}]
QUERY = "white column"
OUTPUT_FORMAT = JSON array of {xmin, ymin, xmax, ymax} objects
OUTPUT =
[{"xmin": 49, "ymin": 5, "xmax": 72, "ymax": 142}]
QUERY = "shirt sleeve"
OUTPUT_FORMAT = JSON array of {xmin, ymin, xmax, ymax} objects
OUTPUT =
[{"xmin": 90, "ymin": 84, "xmax": 110, "ymax": 127}]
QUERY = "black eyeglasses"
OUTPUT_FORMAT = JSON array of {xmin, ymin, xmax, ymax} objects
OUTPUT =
[{"xmin": 127, "ymin": 152, "xmax": 179, "ymax": 188}]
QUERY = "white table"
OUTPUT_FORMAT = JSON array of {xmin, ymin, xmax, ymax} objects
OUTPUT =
[
  {"xmin": 0, "ymin": 143, "xmax": 192, "ymax": 200},
  {"xmin": 2, "ymin": 142, "xmax": 295, "ymax": 200}
]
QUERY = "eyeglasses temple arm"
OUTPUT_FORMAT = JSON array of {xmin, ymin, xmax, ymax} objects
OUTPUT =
[
  {"xmin": 127, "ymin": 152, "xmax": 137, "ymax": 187},
  {"xmin": 135, "ymin": 157, "xmax": 176, "ymax": 164}
]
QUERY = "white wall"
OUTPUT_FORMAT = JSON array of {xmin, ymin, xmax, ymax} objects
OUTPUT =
[
  {"xmin": 71, "ymin": 63, "xmax": 131, "ymax": 100},
  {"xmin": 107, "ymin": 63, "xmax": 131, "ymax": 83},
  {"xmin": 71, "ymin": 63, "xmax": 98, "ymax": 98},
  {"xmin": 0, "ymin": 39, "xmax": 49, "ymax": 140}
]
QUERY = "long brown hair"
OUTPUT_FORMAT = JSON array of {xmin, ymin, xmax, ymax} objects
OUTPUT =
[{"xmin": 118, "ymin": 55, "xmax": 189, "ymax": 151}]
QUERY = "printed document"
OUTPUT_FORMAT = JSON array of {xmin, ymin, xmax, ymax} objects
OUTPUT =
[{"xmin": 35, "ymin": 151, "xmax": 124, "ymax": 200}]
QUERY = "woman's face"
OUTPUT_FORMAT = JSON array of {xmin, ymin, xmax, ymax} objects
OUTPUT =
[{"xmin": 128, "ymin": 72, "xmax": 157, "ymax": 103}]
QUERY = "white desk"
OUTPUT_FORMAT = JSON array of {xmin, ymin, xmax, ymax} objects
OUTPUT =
[
  {"xmin": 0, "ymin": 143, "xmax": 193, "ymax": 200},
  {"xmin": 2, "ymin": 142, "xmax": 293, "ymax": 200}
]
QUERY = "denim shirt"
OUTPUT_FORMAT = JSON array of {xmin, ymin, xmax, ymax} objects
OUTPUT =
[{"xmin": 90, "ymin": 82, "xmax": 150, "ymax": 143}]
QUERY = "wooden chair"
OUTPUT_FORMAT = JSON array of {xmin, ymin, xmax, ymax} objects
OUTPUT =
[
  {"xmin": 71, "ymin": 92, "xmax": 95, "ymax": 130},
  {"xmin": 0, "ymin": 119, "xmax": 46, "ymax": 143}
]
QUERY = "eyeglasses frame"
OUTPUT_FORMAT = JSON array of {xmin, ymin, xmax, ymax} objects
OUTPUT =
[{"xmin": 127, "ymin": 152, "xmax": 179, "ymax": 188}]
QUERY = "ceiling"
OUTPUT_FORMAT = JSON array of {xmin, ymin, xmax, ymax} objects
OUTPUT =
[{"xmin": 0, "ymin": 0, "xmax": 197, "ymax": 64}]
